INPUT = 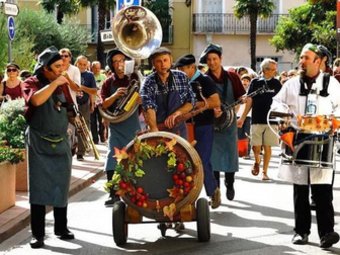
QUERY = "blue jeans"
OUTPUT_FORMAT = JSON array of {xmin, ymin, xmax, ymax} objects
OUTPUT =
[{"xmin": 194, "ymin": 124, "xmax": 217, "ymax": 196}]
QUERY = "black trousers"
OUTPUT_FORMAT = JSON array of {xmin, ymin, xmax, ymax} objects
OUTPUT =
[
  {"xmin": 214, "ymin": 171, "xmax": 235, "ymax": 188},
  {"xmin": 90, "ymin": 106, "xmax": 105, "ymax": 143},
  {"xmin": 294, "ymin": 184, "xmax": 334, "ymax": 238},
  {"xmin": 30, "ymin": 204, "xmax": 68, "ymax": 238}
]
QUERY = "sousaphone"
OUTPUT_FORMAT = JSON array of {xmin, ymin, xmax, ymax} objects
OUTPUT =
[{"xmin": 99, "ymin": 6, "xmax": 163, "ymax": 123}]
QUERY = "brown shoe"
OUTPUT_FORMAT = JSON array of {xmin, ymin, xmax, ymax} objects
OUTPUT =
[
  {"xmin": 251, "ymin": 163, "xmax": 260, "ymax": 176},
  {"xmin": 211, "ymin": 187, "xmax": 221, "ymax": 209}
]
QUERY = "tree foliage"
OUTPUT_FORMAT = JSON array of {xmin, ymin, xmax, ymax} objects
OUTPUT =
[
  {"xmin": 144, "ymin": 0, "xmax": 172, "ymax": 43},
  {"xmin": 0, "ymin": 15, "xmax": 35, "ymax": 73},
  {"xmin": 233, "ymin": 0, "xmax": 275, "ymax": 71},
  {"xmin": 270, "ymin": 1, "xmax": 336, "ymax": 59},
  {"xmin": 0, "ymin": 9, "xmax": 88, "ymax": 73}
]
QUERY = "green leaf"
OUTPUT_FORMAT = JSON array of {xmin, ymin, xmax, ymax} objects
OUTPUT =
[{"xmin": 135, "ymin": 168, "xmax": 145, "ymax": 178}]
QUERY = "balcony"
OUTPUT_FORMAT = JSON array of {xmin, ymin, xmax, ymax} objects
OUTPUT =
[{"xmin": 192, "ymin": 13, "xmax": 287, "ymax": 34}]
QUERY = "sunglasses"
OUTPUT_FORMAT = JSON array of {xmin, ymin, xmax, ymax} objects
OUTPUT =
[
  {"xmin": 7, "ymin": 68, "xmax": 17, "ymax": 72},
  {"xmin": 61, "ymin": 55, "xmax": 69, "ymax": 58}
]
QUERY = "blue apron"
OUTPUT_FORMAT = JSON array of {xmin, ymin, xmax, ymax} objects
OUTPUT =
[
  {"xmin": 104, "ymin": 81, "xmax": 141, "ymax": 171},
  {"xmin": 211, "ymin": 79, "xmax": 239, "ymax": 173},
  {"xmin": 27, "ymin": 90, "xmax": 72, "ymax": 207},
  {"xmin": 155, "ymin": 76, "xmax": 187, "ymax": 139}
]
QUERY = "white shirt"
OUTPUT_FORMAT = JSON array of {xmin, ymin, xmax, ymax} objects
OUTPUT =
[
  {"xmin": 66, "ymin": 64, "xmax": 81, "ymax": 107},
  {"xmin": 271, "ymin": 72, "xmax": 340, "ymax": 185}
]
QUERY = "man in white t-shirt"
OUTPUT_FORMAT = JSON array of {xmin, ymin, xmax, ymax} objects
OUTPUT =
[{"xmin": 59, "ymin": 48, "xmax": 81, "ymax": 106}]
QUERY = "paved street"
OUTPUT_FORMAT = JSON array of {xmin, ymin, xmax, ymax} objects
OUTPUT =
[{"xmin": 1, "ymin": 147, "xmax": 340, "ymax": 255}]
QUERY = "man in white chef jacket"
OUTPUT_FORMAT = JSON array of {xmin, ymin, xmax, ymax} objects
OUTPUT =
[{"xmin": 271, "ymin": 43, "xmax": 340, "ymax": 249}]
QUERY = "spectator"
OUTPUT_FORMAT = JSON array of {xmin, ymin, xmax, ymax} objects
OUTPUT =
[
  {"xmin": 238, "ymin": 58, "xmax": 281, "ymax": 181},
  {"xmin": 0, "ymin": 63, "xmax": 23, "ymax": 101},
  {"xmin": 90, "ymin": 61, "xmax": 107, "ymax": 144}
]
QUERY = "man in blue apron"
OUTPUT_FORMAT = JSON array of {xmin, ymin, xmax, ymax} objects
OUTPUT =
[
  {"xmin": 174, "ymin": 54, "xmax": 221, "ymax": 209},
  {"xmin": 200, "ymin": 43, "xmax": 246, "ymax": 201},
  {"xmin": 141, "ymin": 47, "xmax": 195, "ymax": 136},
  {"xmin": 101, "ymin": 48, "xmax": 141, "ymax": 206},
  {"xmin": 141, "ymin": 47, "xmax": 195, "ymax": 230},
  {"xmin": 22, "ymin": 46, "xmax": 75, "ymax": 249}
]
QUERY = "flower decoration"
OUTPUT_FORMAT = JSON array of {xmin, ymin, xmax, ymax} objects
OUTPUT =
[{"xmin": 105, "ymin": 136, "xmax": 196, "ymax": 219}]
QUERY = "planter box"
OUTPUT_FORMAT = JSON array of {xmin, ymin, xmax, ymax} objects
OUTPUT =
[
  {"xmin": 15, "ymin": 150, "xmax": 28, "ymax": 192},
  {"xmin": 0, "ymin": 162, "xmax": 16, "ymax": 214}
]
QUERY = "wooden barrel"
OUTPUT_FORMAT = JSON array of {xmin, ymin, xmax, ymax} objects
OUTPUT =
[{"xmin": 116, "ymin": 131, "xmax": 203, "ymax": 221}]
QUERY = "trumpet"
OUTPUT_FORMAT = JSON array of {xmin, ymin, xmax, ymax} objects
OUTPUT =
[{"xmin": 73, "ymin": 106, "xmax": 100, "ymax": 160}]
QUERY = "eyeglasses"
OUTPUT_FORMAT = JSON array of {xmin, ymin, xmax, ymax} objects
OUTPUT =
[
  {"xmin": 61, "ymin": 55, "xmax": 69, "ymax": 58},
  {"xmin": 7, "ymin": 68, "xmax": 17, "ymax": 72}
]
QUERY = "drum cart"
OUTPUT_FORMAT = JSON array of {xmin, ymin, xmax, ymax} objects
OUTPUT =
[{"xmin": 110, "ymin": 132, "xmax": 210, "ymax": 246}]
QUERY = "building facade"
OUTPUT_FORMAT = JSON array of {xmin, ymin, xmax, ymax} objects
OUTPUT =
[
  {"xmin": 191, "ymin": 0, "xmax": 307, "ymax": 72},
  {"xmin": 16, "ymin": 0, "xmax": 307, "ymax": 72}
]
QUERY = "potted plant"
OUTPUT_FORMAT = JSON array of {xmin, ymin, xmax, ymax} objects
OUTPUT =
[
  {"xmin": 0, "ymin": 145, "xmax": 24, "ymax": 213},
  {"xmin": 0, "ymin": 98, "xmax": 27, "ymax": 191}
]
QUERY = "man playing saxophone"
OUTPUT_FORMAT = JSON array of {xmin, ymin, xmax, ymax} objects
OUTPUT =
[{"xmin": 101, "ymin": 48, "xmax": 141, "ymax": 206}]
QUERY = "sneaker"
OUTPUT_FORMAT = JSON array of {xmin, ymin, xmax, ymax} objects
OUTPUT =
[
  {"xmin": 242, "ymin": 155, "xmax": 251, "ymax": 160},
  {"xmin": 30, "ymin": 237, "xmax": 44, "ymax": 249},
  {"xmin": 320, "ymin": 232, "xmax": 340, "ymax": 248},
  {"xmin": 292, "ymin": 233, "xmax": 308, "ymax": 245},
  {"xmin": 211, "ymin": 187, "xmax": 221, "ymax": 209},
  {"xmin": 77, "ymin": 155, "xmax": 84, "ymax": 161}
]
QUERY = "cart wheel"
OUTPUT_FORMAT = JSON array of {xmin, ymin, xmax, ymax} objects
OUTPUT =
[
  {"xmin": 112, "ymin": 201, "xmax": 128, "ymax": 246},
  {"xmin": 196, "ymin": 197, "xmax": 210, "ymax": 242},
  {"xmin": 158, "ymin": 223, "xmax": 167, "ymax": 237}
]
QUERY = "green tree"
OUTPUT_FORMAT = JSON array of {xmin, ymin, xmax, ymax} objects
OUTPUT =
[
  {"xmin": 39, "ymin": 0, "xmax": 81, "ymax": 24},
  {"xmin": 234, "ymin": 0, "xmax": 275, "ymax": 71},
  {"xmin": 0, "ymin": 15, "xmax": 35, "ymax": 73},
  {"xmin": 0, "ymin": 9, "xmax": 88, "ymax": 72},
  {"xmin": 270, "ymin": 1, "xmax": 336, "ymax": 59},
  {"xmin": 144, "ymin": 0, "xmax": 172, "ymax": 43},
  {"xmin": 79, "ymin": 0, "xmax": 115, "ymax": 65},
  {"xmin": 40, "ymin": 0, "xmax": 116, "ymax": 65}
]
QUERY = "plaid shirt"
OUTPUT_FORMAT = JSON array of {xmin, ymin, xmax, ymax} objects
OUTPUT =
[{"xmin": 141, "ymin": 70, "xmax": 196, "ymax": 111}]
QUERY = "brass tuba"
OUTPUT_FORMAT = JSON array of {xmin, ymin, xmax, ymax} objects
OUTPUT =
[
  {"xmin": 98, "ymin": 6, "xmax": 162, "ymax": 123},
  {"xmin": 111, "ymin": 5, "xmax": 162, "ymax": 59}
]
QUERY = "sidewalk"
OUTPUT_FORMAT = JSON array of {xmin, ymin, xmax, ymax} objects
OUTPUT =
[{"xmin": 0, "ymin": 143, "xmax": 107, "ymax": 243}]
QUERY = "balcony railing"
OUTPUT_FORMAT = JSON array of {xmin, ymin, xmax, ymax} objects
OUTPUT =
[{"xmin": 193, "ymin": 13, "xmax": 287, "ymax": 34}]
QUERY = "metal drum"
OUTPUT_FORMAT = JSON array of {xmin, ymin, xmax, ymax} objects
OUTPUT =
[{"xmin": 282, "ymin": 132, "xmax": 334, "ymax": 168}]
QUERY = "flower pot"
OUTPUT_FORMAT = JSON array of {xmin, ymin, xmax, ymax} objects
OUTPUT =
[
  {"xmin": 0, "ymin": 162, "xmax": 16, "ymax": 214},
  {"xmin": 15, "ymin": 150, "xmax": 28, "ymax": 191}
]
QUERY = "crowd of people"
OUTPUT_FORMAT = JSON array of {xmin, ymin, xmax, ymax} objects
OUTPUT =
[{"xmin": 1, "ymin": 41, "xmax": 340, "ymax": 250}]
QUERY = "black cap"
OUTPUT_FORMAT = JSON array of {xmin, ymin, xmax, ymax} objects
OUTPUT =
[
  {"xmin": 317, "ymin": 45, "xmax": 332, "ymax": 66},
  {"xmin": 199, "ymin": 43, "xmax": 222, "ymax": 64},
  {"xmin": 149, "ymin": 47, "xmax": 172, "ymax": 60},
  {"xmin": 34, "ymin": 46, "xmax": 62, "ymax": 74},
  {"xmin": 106, "ymin": 48, "xmax": 131, "ymax": 72},
  {"xmin": 174, "ymin": 54, "xmax": 196, "ymax": 68}
]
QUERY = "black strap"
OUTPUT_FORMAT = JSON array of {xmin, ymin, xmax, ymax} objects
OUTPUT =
[{"xmin": 299, "ymin": 73, "xmax": 330, "ymax": 97}]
